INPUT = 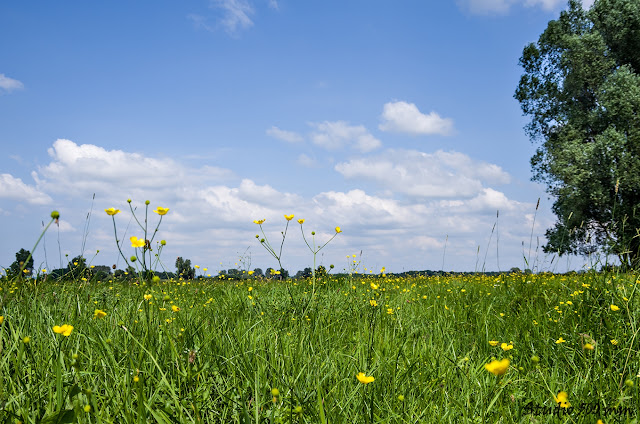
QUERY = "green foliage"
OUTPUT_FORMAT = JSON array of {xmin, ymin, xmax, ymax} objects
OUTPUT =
[
  {"xmin": 175, "ymin": 256, "xmax": 195, "ymax": 280},
  {"xmin": 515, "ymin": 0, "xmax": 640, "ymax": 267},
  {"xmin": 8, "ymin": 248, "xmax": 34, "ymax": 277}
]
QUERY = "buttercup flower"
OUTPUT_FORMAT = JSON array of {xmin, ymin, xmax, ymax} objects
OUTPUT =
[
  {"xmin": 335, "ymin": 227, "xmax": 342, "ymax": 233},
  {"xmin": 554, "ymin": 391, "xmax": 570, "ymax": 408},
  {"xmin": 297, "ymin": 219, "xmax": 305, "ymax": 224},
  {"xmin": 93, "ymin": 309, "xmax": 107, "ymax": 319},
  {"xmin": 556, "ymin": 337, "xmax": 566, "ymax": 344},
  {"xmin": 488, "ymin": 340, "xmax": 499, "ymax": 346},
  {"xmin": 356, "ymin": 372, "xmax": 375, "ymax": 384},
  {"xmin": 172, "ymin": 305, "xmax": 180, "ymax": 312},
  {"xmin": 284, "ymin": 214, "xmax": 294, "ymax": 221},
  {"xmin": 105, "ymin": 208, "xmax": 120, "ymax": 216},
  {"xmin": 501, "ymin": 342, "xmax": 514, "ymax": 351},
  {"xmin": 153, "ymin": 207, "xmax": 169, "ymax": 215},
  {"xmin": 253, "ymin": 219, "xmax": 266, "ymax": 225},
  {"xmin": 610, "ymin": 304, "xmax": 620, "ymax": 311},
  {"xmin": 130, "ymin": 236, "xmax": 145, "ymax": 248},
  {"xmin": 53, "ymin": 324, "xmax": 74, "ymax": 337},
  {"xmin": 484, "ymin": 358, "xmax": 510, "ymax": 375}
]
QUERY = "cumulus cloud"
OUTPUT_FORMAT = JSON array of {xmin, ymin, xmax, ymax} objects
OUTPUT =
[
  {"xmin": 0, "ymin": 74, "xmax": 24, "ymax": 94},
  {"xmin": 379, "ymin": 101, "xmax": 454, "ymax": 136},
  {"xmin": 334, "ymin": 149, "xmax": 510, "ymax": 199},
  {"xmin": 0, "ymin": 174, "xmax": 52, "ymax": 205},
  {"xmin": 310, "ymin": 121, "xmax": 382, "ymax": 152},
  {"xmin": 37, "ymin": 139, "xmax": 233, "ymax": 198},
  {"xmin": 266, "ymin": 126, "xmax": 303, "ymax": 143},
  {"xmin": 3, "ymin": 139, "xmax": 549, "ymax": 274}
]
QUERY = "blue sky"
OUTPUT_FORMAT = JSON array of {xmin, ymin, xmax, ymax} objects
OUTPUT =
[{"xmin": 0, "ymin": 0, "xmax": 595, "ymax": 275}]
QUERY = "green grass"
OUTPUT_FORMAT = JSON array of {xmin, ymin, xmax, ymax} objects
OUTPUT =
[{"xmin": 0, "ymin": 271, "xmax": 638, "ymax": 423}]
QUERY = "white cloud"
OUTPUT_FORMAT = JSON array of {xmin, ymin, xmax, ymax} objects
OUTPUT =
[
  {"xmin": 187, "ymin": 13, "xmax": 215, "ymax": 32},
  {"xmin": 0, "ymin": 74, "xmax": 24, "ymax": 93},
  {"xmin": 334, "ymin": 149, "xmax": 510, "ymax": 199},
  {"xmin": 211, "ymin": 0, "xmax": 254, "ymax": 34},
  {"xmin": 297, "ymin": 153, "xmax": 317, "ymax": 167},
  {"xmin": 2, "ymin": 139, "xmax": 552, "ymax": 274},
  {"xmin": 266, "ymin": 126, "xmax": 303, "ymax": 143},
  {"xmin": 460, "ymin": 0, "xmax": 593, "ymax": 14},
  {"xmin": 379, "ymin": 101, "xmax": 454, "ymax": 136},
  {"xmin": 37, "ymin": 139, "xmax": 233, "ymax": 198},
  {"xmin": 310, "ymin": 121, "xmax": 382, "ymax": 152},
  {"xmin": 0, "ymin": 174, "xmax": 52, "ymax": 205}
]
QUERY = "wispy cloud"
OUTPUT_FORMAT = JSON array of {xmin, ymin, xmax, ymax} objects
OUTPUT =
[
  {"xmin": 266, "ymin": 126, "xmax": 304, "ymax": 143},
  {"xmin": 187, "ymin": 13, "xmax": 215, "ymax": 32},
  {"xmin": 458, "ymin": 0, "xmax": 593, "ymax": 15},
  {"xmin": 379, "ymin": 101, "xmax": 454, "ymax": 136},
  {"xmin": 0, "ymin": 74, "xmax": 24, "ymax": 94},
  {"xmin": 309, "ymin": 121, "xmax": 382, "ymax": 153},
  {"xmin": 211, "ymin": 0, "xmax": 254, "ymax": 35}
]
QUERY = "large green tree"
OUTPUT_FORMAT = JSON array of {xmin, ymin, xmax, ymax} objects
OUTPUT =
[{"xmin": 515, "ymin": 0, "xmax": 640, "ymax": 267}]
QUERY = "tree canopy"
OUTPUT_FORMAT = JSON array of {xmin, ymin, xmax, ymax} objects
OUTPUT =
[{"xmin": 515, "ymin": 0, "xmax": 640, "ymax": 267}]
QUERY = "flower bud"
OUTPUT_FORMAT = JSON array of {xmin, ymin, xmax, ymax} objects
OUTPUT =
[
  {"xmin": 130, "ymin": 256, "xmax": 137, "ymax": 262},
  {"xmin": 145, "ymin": 200, "xmax": 150, "ymax": 205},
  {"xmin": 51, "ymin": 210, "xmax": 60, "ymax": 219}
]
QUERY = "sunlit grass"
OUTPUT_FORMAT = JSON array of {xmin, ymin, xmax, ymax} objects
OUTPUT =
[{"xmin": 0, "ymin": 270, "xmax": 638, "ymax": 423}]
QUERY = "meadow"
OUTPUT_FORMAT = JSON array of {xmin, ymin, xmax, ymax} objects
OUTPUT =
[{"xmin": 0, "ymin": 267, "xmax": 638, "ymax": 423}]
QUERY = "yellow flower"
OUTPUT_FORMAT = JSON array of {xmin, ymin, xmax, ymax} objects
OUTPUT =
[
  {"xmin": 284, "ymin": 214, "xmax": 294, "ymax": 221},
  {"xmin": 501, "ymin": 343, "xmax": 513, "ymax": 351},
  {"xmin": 610, "ymin": 304, "xmax": 620, "ymax": 311},
  {"xmin": 611, "ymin": 339, "xmax": 618, "ymax": 345},
  {"xmin": 556, "ymin": 337, "xmax": 566, "ymax": 344},
  {"xmin": 297, "ymin": 219, "xmax": 305, "ymax": 224},
  {"xmin": 93, "ymin": 309, "xmax": 107, "ymax": 319},
  {"xmin": 253, "ymin": 219, "xmax": 266, "ymax": 224},
  {"xmin": 583, "ymin": 343, "xmax": 594, "ymax": 350},
  {"xmin": 484, "ymin": 358, "xmax": 510, "ymax": 375},
  {"xmin": 144, "ymin": 294, "xmax": 152, "ymax": 301},
  {"xmin": 130, "ymin": 236, "xmax": 145, "ymax": 248},
  {"xmin": 370, "ymin": 282, "xmax": 379, "ymax": 290},
  {"xmin": 489, "ymin": 340, "xmax": 499, "ymax": 346},
  {"xmin": 172, "ymin": 305, "xmax": 180, "ymax": 312},
  {"xmin": 248, "ymin": 270, "xmax": 254, "ymax": 275},
  {"xmin": 369, "ymin": 299, "xmax": 377, "ymax": 307},
  {"xmin": 104, "ymin": 208, "xmax": 120, "ymax": 216},
  {"xmin": 554, "ymin": 391, "xmax": 570, "ymax": 408},
  {"xmin": 356, "ymin": 372, "xmax": 375, "ymax": 384},
  {"xmin": 53, "ymin": 324, "xmax": 74, "ymax": 337},
  {"xmin": 335, "ymin": 226, "xmax": 342, "ymax": 233},
  {"xmin": 0, "ymin": 316, "xmax": 4, "ymax": 325},
  {"xmin": 153, "ymin": 207, "xmax": 169, "ymax": 215}
]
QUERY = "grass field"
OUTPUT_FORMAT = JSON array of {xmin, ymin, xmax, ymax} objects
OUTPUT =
[{"xmin": 0, "ymin": 269, "xmax": 638, "ymax": 423}]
